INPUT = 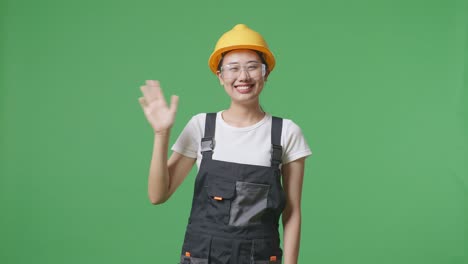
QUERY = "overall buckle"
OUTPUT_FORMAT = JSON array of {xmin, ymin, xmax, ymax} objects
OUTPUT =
[{"xmin": 201, "ymin": 137, "xmax": 215, "ymax": 153}]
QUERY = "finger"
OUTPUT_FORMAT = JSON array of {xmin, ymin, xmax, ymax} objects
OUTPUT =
[
  {"xmin": 140, "ymin": 85, "xmax": 159, "ymax": 102},
  {"xmin": 140, "ymin": 80, "xmax": 163, "ymax": 102},
  {"xmin": 170, "ymin": 95, "xmax": 179, "ymax": 113},
  {"xmin": 146, "ymin": 80, "xmax": 160, "ymax": 86}
]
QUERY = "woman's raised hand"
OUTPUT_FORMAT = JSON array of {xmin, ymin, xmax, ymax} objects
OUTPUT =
[{"xmin": 139, "ymin": 80, "xmax": 179, "ymax": 134}]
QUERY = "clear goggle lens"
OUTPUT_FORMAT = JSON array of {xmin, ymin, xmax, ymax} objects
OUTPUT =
[{"xmin": 220, "ymin": 62, "xmax": 266, "ymax": 79}]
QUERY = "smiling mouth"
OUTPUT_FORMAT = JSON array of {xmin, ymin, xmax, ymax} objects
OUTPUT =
[{"xmin": 234, "ymin": 84, "xmax": 254, "ymax": 91}]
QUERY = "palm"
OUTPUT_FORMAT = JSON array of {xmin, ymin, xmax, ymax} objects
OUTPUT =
[{"xmin": 139, "ymin": 80, "xmax": 179, "ymax": 133}]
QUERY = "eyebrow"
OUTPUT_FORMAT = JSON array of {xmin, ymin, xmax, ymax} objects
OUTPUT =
[{"xmin": 225, "ymin": 60, "xmax": 261, "ymax": 65}]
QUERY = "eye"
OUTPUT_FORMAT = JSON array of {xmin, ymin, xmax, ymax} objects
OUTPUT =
[
  {"xmin": 228, "ymin": 66, "xmax": 240, "ymax": 72},
  {"xmin": 247, "ymin": 65, "xmax": 259, "ymax": 71}
]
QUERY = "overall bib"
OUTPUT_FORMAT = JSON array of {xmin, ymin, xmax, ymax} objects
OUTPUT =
[{"xmin": 180, "ymin": 113, "xmax": 286, "ymax": 264}]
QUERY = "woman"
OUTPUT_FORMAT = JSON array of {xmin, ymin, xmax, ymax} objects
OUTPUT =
[{"xmin": 139, "ymin": 24, "xmax": 312, "ymax": 264}]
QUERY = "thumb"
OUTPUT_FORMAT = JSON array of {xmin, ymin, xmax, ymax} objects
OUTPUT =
[
  {"xmin": 170, "ymin": 95, "xmax": 179, "ymax": 113},
  {"xmin": 138, "ymin": 97, "xmax": 148, "ymax": 109}
]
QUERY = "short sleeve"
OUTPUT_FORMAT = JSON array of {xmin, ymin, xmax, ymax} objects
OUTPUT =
[
  {"xmin": 282, "ymin": 120, "xmax": 312, "ymax": 164},
  {"xmin": 171, "ymin": 115, "xmax": 203, "ymax": 159}
]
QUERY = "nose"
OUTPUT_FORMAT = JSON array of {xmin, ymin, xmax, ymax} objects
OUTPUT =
[{"xmin": 237, "ymin": 67, "xmax": 250, "ymax": 81}]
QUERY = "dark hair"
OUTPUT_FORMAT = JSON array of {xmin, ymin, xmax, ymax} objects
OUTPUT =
[{"xmin": 217, "ymin": 50, "xmax": 268, "ymax": 72}]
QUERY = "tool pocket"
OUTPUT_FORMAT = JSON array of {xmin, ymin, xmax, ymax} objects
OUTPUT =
[
  {"xmin": 179, "ymin": 255, "xmax": 208, "ymax": 264},
  {"xmin": 180, "ymin": 232, "xmax": 211, "ymax": 264},
  {"xmin": 253, "ymin": 260, "xmax": 281, "ymax": 264},
  {"xmin": 206, "ymin": 178, "xmax": 236, "ymax": 224},
  {"xmin": 229, "ymin": 181, "xmax": 270, "ymax": 226},
  {"xmin": 252, "ymin": 238, "xmax": 282, "ymax": 263}
]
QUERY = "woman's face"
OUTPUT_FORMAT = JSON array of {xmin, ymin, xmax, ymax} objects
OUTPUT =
[{"xmin": 217, "ymin": 49, "xmax": 268, "ymax": 106}]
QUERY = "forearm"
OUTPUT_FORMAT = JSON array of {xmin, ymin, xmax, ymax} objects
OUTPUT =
[
  {"xmin": 282, "ymin": 209, "xmax": 301, "ymax": 264},
  {"xmin": 147, "ymin": 130, "xmax": 171, "ymax": 204}
]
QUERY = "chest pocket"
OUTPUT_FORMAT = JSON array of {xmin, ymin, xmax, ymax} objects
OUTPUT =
[
  {"xmin": 206, "ymin": 179, "xmax": 236, "ymax": 225},
  {"xmin": 206, "ymin": 177, "xmax": 270, "ymax": 226},
  {"xmin": 229, "ymin": 181, "xmax": 270, "ymax": 226}
]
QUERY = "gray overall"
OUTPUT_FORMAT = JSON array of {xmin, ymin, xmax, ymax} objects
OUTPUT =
[{"xmin": 180, "ymin": 113, "xmax": 286, "ymax": 264}]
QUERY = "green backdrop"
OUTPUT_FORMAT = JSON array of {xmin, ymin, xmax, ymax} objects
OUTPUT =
[{"xmin": 1, "ymin": 0, "xmax": 467, "ymax": 263}]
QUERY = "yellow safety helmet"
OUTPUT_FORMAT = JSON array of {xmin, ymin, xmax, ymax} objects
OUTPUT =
[{"xmin": 208, "ymin": 24, "xmax": 276, "ymax": 75}]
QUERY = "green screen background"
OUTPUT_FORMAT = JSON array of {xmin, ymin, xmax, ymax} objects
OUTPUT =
[{"xmin": 1, "ymin": 0, "xmax": 467, "ymax": 263}]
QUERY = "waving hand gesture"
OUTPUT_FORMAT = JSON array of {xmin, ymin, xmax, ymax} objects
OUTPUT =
[{"xmin": 139, "ymin": 80, "xmax": 179, "ymax": 134}]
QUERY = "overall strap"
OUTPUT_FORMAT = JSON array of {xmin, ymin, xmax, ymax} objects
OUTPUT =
[
  {"xmin": 201, "ymin": 113, "xmax": 217, "ymax": 159},
  {"xmin": 271, "ymin": 116, "xmax": 283, "ymax": 168}
]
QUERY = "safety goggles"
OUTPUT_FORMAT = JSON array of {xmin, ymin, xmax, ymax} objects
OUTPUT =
[{"xmin": 220, "ymin": 62, "xmax": 266, "ymax": 80}]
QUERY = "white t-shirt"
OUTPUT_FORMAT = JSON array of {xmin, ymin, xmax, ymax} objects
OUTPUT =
[{"xmin": 171, "ymin": 111, "xmax": 312, "ymax": 170}]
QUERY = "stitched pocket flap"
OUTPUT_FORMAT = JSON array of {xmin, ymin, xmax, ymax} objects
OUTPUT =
[{"xmin": 207, "ymin": 180, "xmax": 235, "ymax": 200}]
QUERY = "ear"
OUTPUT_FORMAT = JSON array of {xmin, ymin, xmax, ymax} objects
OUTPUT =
[
  {"xmin": 263, "ymin": 70, "xmax": 270, "ymax": 82},
  {"xmin": 217, "ymin": 71, "xmax": 225, "ymax": 85}
]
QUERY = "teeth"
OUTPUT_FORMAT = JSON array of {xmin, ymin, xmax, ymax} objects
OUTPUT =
[{"xmin": 236, "ymin": 85, "xmax": 250, "ymax": 90}]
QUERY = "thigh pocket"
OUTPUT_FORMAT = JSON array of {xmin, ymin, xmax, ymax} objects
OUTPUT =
[
  {"xmin": 206, "ymin": 179, "xmax": 235, "ymax": 224},
  {"xmin": 229, "ymin": 181, "xmax": 270, "ymax": 226}
]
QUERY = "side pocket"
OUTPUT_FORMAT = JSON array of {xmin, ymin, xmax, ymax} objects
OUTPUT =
[
  {"xmin": 229, "ymin": 181, "xmax": 270, "ymax": 226},
  {"xmin": 206, "ymin": 178, "xmax": 236, "ymax": 224}
]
